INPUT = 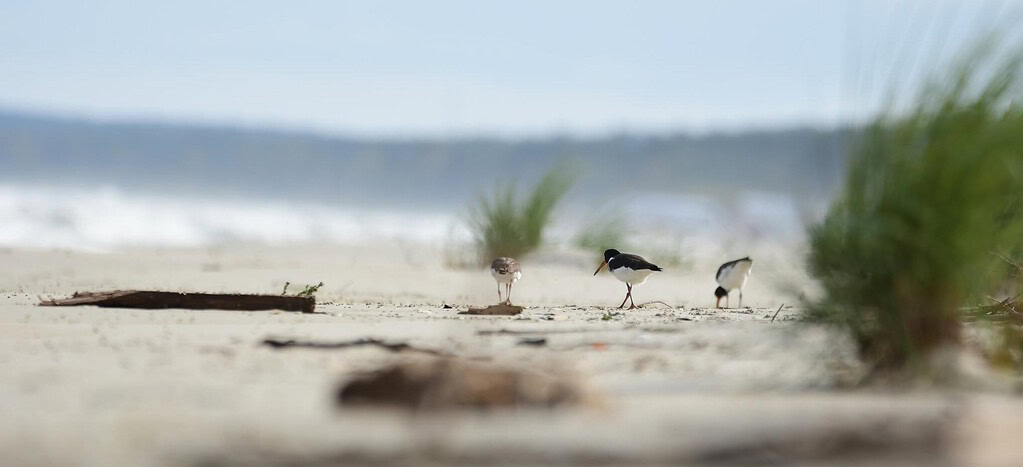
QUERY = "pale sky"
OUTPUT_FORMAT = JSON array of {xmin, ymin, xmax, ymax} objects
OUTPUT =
[{"xmin": 0, "ymin": 0, "xmax": 1018, "ymax": 137}]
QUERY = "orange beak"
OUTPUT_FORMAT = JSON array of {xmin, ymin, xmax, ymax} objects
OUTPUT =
[{"xmin": 593, "ymin": 261, "xmax": 607, "ymax": 276}]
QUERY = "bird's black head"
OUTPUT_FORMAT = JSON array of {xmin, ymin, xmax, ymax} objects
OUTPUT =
[
  {"xmin": 603, "ymin": 249, "xmax": 621, "ymax": 262},
  {"xmin": 714, "ymin": 286, "xmax": 728, "ymax": 298}
]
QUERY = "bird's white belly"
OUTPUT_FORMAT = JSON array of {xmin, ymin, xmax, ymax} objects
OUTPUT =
[
  {"xmin": 611, "ymin": 267, "xmax": 652, "ymax": 285},
  {"xmin": 491, "ymin": 270, "xmax": 521, "ymax": 284},
  {"xmin": 718, "ymin": 262, "xmax": 752, "ymax": 291}
]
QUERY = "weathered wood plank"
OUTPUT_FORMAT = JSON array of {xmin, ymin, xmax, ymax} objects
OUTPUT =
[{"xmin": 38, "ymin": 290, "xmax": 315, "ymax": 313}]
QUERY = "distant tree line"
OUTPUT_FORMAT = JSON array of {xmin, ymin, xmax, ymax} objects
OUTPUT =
[{"xmin": 0, "ymin": 111, "xmax": 850, "ymax": 207}]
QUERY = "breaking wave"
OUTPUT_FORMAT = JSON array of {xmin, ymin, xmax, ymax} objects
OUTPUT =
[
  {"xmin": 0, "ymin": 184, "xmax": 466, "ymax": 251},
  {"xmin": 0, "ymin": 184, "xmax": 807, "ymax": 252}
]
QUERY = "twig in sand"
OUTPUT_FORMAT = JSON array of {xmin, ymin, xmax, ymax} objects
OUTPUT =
[
  {"xmin": 770, "ymin": 303, "xmax": 785, "ymax": 323},
  {"xmin": 477, "ymin": 328, "xmax": 618, "ymax": 336},
  {"xmin": 636, "ymin": 301, "xmax": 673, "ymax": 309},
  {"xmin": 261, "ymin": 337, "xmax": 451, "ymax": 357},
  {"xmin": 517, "ymin": 337, "xmax": 548, "ymax": 346}
]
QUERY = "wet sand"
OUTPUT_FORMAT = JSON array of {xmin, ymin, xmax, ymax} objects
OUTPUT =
[{"xmin": 1, "ymin": 245, "xmax": 1022, "ymax": 466}]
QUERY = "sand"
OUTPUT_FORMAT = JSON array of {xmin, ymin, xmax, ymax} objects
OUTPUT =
[{"xmin": 2, "ymin": 243, "xmax": 1023, "ymax": 466}]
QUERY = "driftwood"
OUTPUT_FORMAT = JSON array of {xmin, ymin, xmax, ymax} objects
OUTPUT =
[
  {"xmin": 459, "ymin": 304, "xmax": 524, "ymax": 316},
  {"xmin": 38, "ymin": 290, "xmax": 315, "ymax": 313},
  {"xmin": 262, "ymin": 337, "xmax": 450, "ymax": 356}
]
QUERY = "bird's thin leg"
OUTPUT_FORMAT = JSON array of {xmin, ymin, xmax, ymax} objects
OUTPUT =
[
  {"xmin": 739, "ymin": 289, "xmax": 743, "ymax": 308},
  {"xmin": 628, "ymin": 284, "xmax": 636, "ymax": 309},
  {"xmin": 726, "ymin": 293, "xmax": 730, "ymax": 309},
  {"xmin": 497, "ymin": 282, "xmax": 502, "ymax": 304},
  {"xmin": 506, "ymin": 283, "xmax": 513, "ymax": 304},
  {"xmin": 618, "ymin": 284, "xmax": 631, "ymax": 309}
]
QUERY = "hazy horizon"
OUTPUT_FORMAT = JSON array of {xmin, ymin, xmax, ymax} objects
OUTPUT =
[
  {"xmin": 2, "ymin": 1, "xmax": 1016, "ymax": 138},
  {"xmin": 1, "ymin": 1, "xmax": 1018, "ymax": 250},
  {"xmin": 0, "ymin": 104, "xmax": 849, "ymax": 142},
  {"xmin": 0, "ymin": 110, "xmax": 837, "ymax": 250}
]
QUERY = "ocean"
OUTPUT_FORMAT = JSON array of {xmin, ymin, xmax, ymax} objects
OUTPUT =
[{"xmin": 0, "ymin": 183, "xmax": 809, "ymax": 252}]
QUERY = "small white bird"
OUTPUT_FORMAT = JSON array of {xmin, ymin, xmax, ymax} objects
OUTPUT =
[
  {"xmin": 715, "ymin": 256, "xmax": 753, "ymax": 308},
  {"xmin": 490, "ymin": 257, "xmax": 522, "ymax": 305}
]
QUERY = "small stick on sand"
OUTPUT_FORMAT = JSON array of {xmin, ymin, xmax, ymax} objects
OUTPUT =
[
  {"xmin": 770, "ymin": 303, "xmax": 785, "ymax": 323},
  {"xmin": 635, "ymin": 301, "xmax": 673, "ymax": 309},
  {"xmin": 477, "ymin": 328, "xmax": 618, "ymax": 336},
  {"xmin": 262, "ymin": 337, "xmax": 451, "ymax": 357}
]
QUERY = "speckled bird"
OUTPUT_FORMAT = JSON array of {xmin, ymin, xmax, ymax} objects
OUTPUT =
[{"xmin": 490, "ymin": 257, "xmax": 522, "ymax": 305}]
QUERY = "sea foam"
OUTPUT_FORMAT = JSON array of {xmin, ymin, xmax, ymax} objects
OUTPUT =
[
  {"xmin": 0, "ymin": 184, "xmax": 464, "ymax": 251},
  {"xmin": 0, "ymin": 184, "xmax": 806, "ymax": 252}
]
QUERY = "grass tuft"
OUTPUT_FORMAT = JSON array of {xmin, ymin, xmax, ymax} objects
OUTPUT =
[
  {"xmin": 806, "ymin": 45, "xmax": 1023, "ymax": 370},
  {"xmin": 296, "ymin": 282, "xmax": 324, "ymax": 297},
  {"xmin": 469, "ymin": 165, "xmax": 576, "ymax": 263},
  {"xmin": 282, "ymin": 281, "xmax": 324, "ymax": 297}
]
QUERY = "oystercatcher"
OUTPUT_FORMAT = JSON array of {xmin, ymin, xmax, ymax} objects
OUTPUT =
[
  {"xmin": 593, "ymin": 249, "xmax": 662, "ymax": 309},
  {"xmin": 490, "ymin": 257, "xmax": 522, "ymax": 305},
  {"xmin": 715, "ymin": 256, "xmax": 753, "ymax": 308}
]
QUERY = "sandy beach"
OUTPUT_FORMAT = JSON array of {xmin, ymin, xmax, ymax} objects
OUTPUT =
[
  {"xmin": 5, "ymin": 1, "xmax": 1022, "ymax": 464},
  {"xmin": 1, "ymin": 243, "xmax": 1022, "ymax": 466}
]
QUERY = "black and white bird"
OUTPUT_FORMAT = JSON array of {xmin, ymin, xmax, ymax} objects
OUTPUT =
[
  {"xmin": 490, "ymin": 257, "xmax": 522, "ymax": 305},
  {"xmin": 593, "ymin": 249, "xmax": 662, "ymax": 309},
  {"xmin": 714, "ymin": 256, "xmax": 753, "ymax": 308}
]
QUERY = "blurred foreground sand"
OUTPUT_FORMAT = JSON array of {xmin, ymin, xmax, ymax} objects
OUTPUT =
[{"xmin": 1, "ymin": 243, "xmax": 1023, "ymax": 466}]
